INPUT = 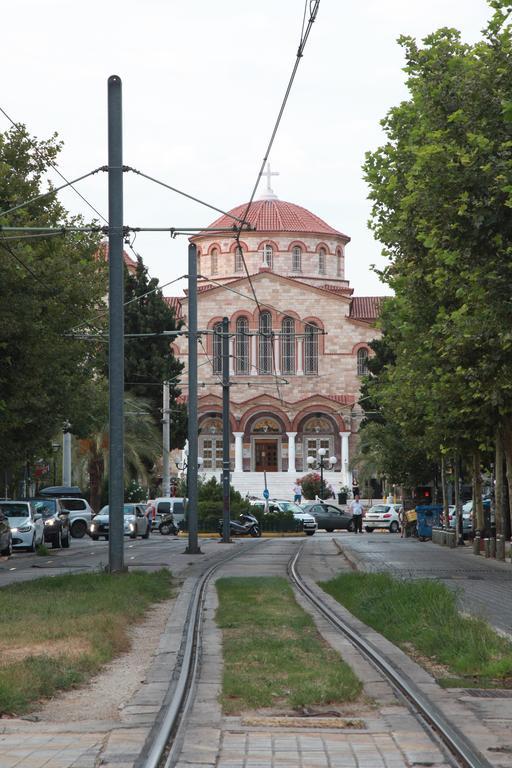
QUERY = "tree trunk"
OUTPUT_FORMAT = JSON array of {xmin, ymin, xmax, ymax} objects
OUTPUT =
[
  {"xmin": 502, "ymin": 415, "xmax": 512, "ymax": 539},
  {"xmin": 473, "ymin": 449, "xmax": 484, "ymax": 533},
  {"xmin": 89, "ymin": 456, "xmax": 104, "ymax": 513},
  {"xmin": 454, "ymin": 456, "xmax": 463, "ymax": 544},
  {"xmin": 495, "ymin": 427, "xmax": 504, "ymax": 538}
]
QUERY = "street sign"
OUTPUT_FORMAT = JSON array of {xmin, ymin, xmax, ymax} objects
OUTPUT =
[{"xmin": 263, "ymin": 488, "xmax": 269, "ymax": 499}]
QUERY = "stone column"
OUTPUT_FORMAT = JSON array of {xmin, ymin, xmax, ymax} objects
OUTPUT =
[
  {"xmin": 274, "ymin": 335, "xmax": 281, "ymax": 375},
  {"xmin": 297, "ymin": 338, "xmax": 304, "ymax": 375},
  {"xmin": 251, "ymin": 334, "xmax": 257, "ymax": 375},
  {"xmin": 340, "ymin": 432, "xmax": 351, "ymax": 485},
  {"xmin": 233, "ymin": 432, "xmax": 244, "ymax": 473},
  {"xmin": 286, "ymin": 432, "xmax": 297, "ymax": 474}
]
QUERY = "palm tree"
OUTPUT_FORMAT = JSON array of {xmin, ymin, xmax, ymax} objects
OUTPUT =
[{"xmin": 75, "ymin": 395, "xmax": 161, "ymax": 512}]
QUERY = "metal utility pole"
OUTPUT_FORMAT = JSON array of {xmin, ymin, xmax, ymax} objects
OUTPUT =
[
  {"xmin": 162, "ymin": 381, "xmax": 171, "ymax": 497},
  {"xmin": 186, "ymin": 243, "xmax": 201, "ymax": 554},
  {"xmin": 107, "ymin": 75, "xmax": 125, "ymax": 572},
  {"xmin": 221, "ymin": 317, "xmax": 231, "ymax": 543}
]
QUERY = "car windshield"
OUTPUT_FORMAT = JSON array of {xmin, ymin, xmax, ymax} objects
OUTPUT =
[
  {"xmin": 276, "ymin": 502, "xmax": 303, "ymax": 514},
  {"xmin": 98, "ymin": 505, "xmax": 137, "ymax": 516},
  {"xmin": 369, "ymin": 505, "xmax": 390, "ymax": 513},
  {"xmin": 32, "ymin": 500, "xmax": 57, "ymax": 517},
  {"xmin": 0, "ymin": 502, "xmax": 30, "ymax": 518}
]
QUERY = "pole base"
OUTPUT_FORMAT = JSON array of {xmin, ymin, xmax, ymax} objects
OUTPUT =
[{"xmin": 184, "ymin": 545, "xmax": 203, "ymax": 554}]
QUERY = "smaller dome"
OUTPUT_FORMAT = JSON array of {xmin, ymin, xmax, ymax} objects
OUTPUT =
[{"xmin": 201, "ymin": 199, "xmax": 349, "ymax": 240}]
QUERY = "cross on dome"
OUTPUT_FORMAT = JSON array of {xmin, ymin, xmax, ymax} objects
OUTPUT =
[{"xmin": 259, "ymin": 161, "xmax": 279, "ymax": 200}]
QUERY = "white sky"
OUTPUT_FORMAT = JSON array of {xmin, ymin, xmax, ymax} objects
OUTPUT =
[{"xmin": 2, "ymin": 0, "xmax": 492, "ymax": 298}]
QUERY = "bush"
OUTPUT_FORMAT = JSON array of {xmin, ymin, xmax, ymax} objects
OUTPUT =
[{"xmin": 299, "ymin": 472, "xmax": 333, "ymax": 500}]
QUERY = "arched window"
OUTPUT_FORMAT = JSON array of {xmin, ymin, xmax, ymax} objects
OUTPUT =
[
  {"xmin": 318, "ymin": 247, "xmax": 326, "ymax": 275},
  {"xmin": 258, "ymin": 311, "xmax": 273, "ymax": 374},
  {"xmin": 212, "ymin": 322, "xmax": 222, "ymax": 374},
  {"xmin": 262, "ymin": 244, "xmax": 273, "ymax": 269},
  {"xmin": 304, "ymin": 322, "xmax": 319, "ymax": 375},
  {"xmin": 235, "ymin": 317, "xmax": 250, "ymax": 374},
  {"xmin": 336, "ymin": 249, "xmax": 342, "ymax": 277},
  {"xmin": 357, "ymin": 348, "xmax": 369, "ymax": 376},
  {"xmin": 234, "ymin": 246, "xmax": 244, "ymax": 272},
  {"xmin": 281, "ymin": 316, "xmax": 295, "ymax": 374},
  {"xmin": 292, "ymin": 246, "xmax": 302, "ymax": 273},
  {"xmin": 211, "ymin": 248, "xmax": 218, "ymax": 275}
]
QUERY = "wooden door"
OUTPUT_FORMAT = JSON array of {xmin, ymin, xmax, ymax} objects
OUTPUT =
[{"xmin": 255, "ymin": 440, "xmax": 278, "ymax": 472}]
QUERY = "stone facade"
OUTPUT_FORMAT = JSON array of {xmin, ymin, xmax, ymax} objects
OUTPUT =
[{"xmin": 171, "ymin": 196, "xmax": 381, "ymax": 488}]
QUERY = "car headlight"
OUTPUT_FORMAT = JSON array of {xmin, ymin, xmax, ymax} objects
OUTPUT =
[
  {"xmin": 90, "ymin": 523, "xmax": 96, "ymax": 531},
  {"xmin": 129, "ymin": 523, "xmax": 135, "ymax": 531},
  {"xmin": 18, "ymin": 525, "xmax": 32, "ymax": 533}
]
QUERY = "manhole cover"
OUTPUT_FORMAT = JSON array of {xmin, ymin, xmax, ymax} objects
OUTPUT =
[{"xmin": 463, "ymin": 689, "xmax": 512, "ymax": 698}]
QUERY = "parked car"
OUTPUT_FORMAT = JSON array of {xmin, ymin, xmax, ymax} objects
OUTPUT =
[
  {"xmin": 364, "ymin": 503, "xmax": 402, "ymax": 533},
  {"xmin": 90, "ymin": 503, "xmax": 150, "ymax": 540},
  {"xmin": 0, "ymin": 500, "xmax": 44, "ymax": 552},
  {"xmin": 250, "ymin": 499, "xmax": 317, "ymax": 535},
  {"xmin": 302, "ymin": 502, "xmax": 355, "ymax": 532},
  {"xmin": 31, "ymin": 498, "xmax": 71, "ymax": 548},
  {"xmin": 0, "ymin": 509, "xmax": 13, "ymax": 556},
  {"xmin": 58, "ymin": 497, "xmax": 94, "ymax": 538},
  {"xmin": 152, "ymin": 498, "xmax": 186, "ymax": 529},
  {"xmin": 449, "ymin": 499, "xmax": 491, "ymax": 535}
]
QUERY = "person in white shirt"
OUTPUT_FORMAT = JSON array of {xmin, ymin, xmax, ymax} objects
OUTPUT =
[
  {"xmin": 350, "ymin": 494, "xmax": 365, "ymax": 533},
  {"xmin": 293, "ymin": 482, "xmax": 302, "ymax": 504}
]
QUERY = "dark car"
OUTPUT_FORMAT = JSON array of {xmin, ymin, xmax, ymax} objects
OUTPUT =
[
  {"xmin": 30, "ymin": 498, "xmax": 71, "ymax": 549},
  {"xmin": 302, "ymin": 502, "xmax": 355, "ymax": 532},
  {"xmin": 0, "ymin": 509, "xmax": 13, "ymax": 556}
]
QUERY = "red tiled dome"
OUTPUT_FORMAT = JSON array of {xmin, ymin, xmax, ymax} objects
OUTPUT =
[{"xmin": 197, "ymin": 199, "xmax": 349, "ymax": 239}]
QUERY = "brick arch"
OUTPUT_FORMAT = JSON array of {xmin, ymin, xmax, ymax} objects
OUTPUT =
[
  {"xmin": 229, "ymin": 240, "xmax": 249, "ymax": 252},
  {"xmin": 351, "ymin": 341, "xmax": 372, "ymax": 355},
  {"xmin": 287, "ymin": 239, "xmax": 308, "ymax": 252},
  {"xmin": 207, "ymin": 242, "xmax": 222, "ymax": 255},
  {"xmin": 315, "ymin": 241, "xmax": 332, "ymax": 255},
  {"xmin": 198, "ymin": 409, "xmax": 238, "ymax": 434},
  {"xmin": 205, "ymin": 316, "xmax": 224, "ymax": 356},
  {"xmin": 239, "ymin": 405, "xmax": 292, "ymax": 433},
  {"xmin": 278, "ymin": 309, "xmax": 301, "ymax": 323},
  {"xmin": 251, "ymin": 305, "xmax": 280, "ymax": 325},
  {"xmin": 256, "ymin": 239, "xmax": 280, "ymax": 252},
  {"xmin": 292, "ymin": 406, "xmax": 346, "ymax": 433},
  {"xmin": 302, "ymin": 315, "xmax": 325, "ymax": 353}
]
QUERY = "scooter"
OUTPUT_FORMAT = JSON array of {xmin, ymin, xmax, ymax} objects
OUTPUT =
[
  {"xmin": 218, "ymin": 512, "xmax": 261, "ymax": 538},
  {"xmin": 159, "ymin": 512, "xmax": 180, "ymax": 536}
]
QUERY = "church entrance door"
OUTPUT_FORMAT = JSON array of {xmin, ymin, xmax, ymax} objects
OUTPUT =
[{"xmin": 255, "ymin": 440, "xmax": 278, "ymax": 472}]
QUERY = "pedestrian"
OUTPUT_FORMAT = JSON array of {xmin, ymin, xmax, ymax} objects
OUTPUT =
[
  {"xmin": 399, "ymin": 507, "xmax": 406, "ymax": 538},
  {"xmin": 349, "ymin": 493, "xmax": 364, "ymax": 534},
  {"xmin": 293, "ymin": 481, "xmax": 302, "ymax": 504},
  {"xmin": 352, "ymin": 477, "xmax": 359, "ymax": 498}
]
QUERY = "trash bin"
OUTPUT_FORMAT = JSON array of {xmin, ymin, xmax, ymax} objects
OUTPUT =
[
  {"xmin": 416, "ymin": 504, "xmax": 443, "ymax": 541},
  {"xmin": 338, "ymin": 491, "xmax": 348, "ymax": 505}
]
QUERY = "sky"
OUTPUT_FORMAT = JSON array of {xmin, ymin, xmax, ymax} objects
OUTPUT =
[{"xmin": 1, "ymin": 0, "xmax": 493, "ymax": 298}]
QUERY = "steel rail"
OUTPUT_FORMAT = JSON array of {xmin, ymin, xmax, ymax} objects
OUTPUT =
[
  {"xmin": 288, "ymin": 544, "xmax": 494, "ymax": 768},
  {"xmin": 139, "ymin": 539, "xmax": 264, "ymax": 768}
]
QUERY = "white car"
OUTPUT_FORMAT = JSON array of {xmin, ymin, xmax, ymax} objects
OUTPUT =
[
  {"xmin": 364, "ymin": 503, "xmax": 402, "ymax": 533},
  {"xmin": 90, "ymin": 503, "xmax": 150, "ymax": 540},
  {"xmin": 58, "ymin": 497, "xmax": 94, "ymax": 538},
  {"xmin": 0, "ymin": 500, "xmax": 44, "ymax": 551},
  {"xmin": 250, "ymin": 498, "xmax": 317, "ymax": 535}
]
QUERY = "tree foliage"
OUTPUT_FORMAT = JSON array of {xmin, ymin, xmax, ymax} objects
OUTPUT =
[{"xmin": 0, "ymin": 126, "xmax": 105, "ymax": 478}]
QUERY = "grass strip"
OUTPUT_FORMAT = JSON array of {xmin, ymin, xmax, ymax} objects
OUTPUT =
[
  {"xmin": 320, "ymin": 572, "xmax": 512, "ymax": 686},
  {"xmin": 0, "ymin": 569, "xmax": 172, "ymax": 714},
  {"xmin": 216, "ymin": 576, "xmax": 362, "ymax": 714}
]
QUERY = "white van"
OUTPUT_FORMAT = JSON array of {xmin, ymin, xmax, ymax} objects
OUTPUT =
[{"xmin": 153, "ymin": 497, "xmax": 187, "ymax": 529}]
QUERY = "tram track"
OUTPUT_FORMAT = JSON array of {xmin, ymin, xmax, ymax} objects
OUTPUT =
[
  {"xmin": 137, "ymin": 536, "xmax": 497, "ymax": 768},
  {"xmin": 288, "ymin": 542, "xmax": 494, "ymax": 768}
]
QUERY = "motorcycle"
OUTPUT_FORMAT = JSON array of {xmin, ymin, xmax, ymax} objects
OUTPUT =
[
  {"xmin": 218, "ymin": 512, "xmax": 261, "ymax": 538},
  {"xmin": 159, "ymin": 512, "xmax": 180, "ymax": 536}
]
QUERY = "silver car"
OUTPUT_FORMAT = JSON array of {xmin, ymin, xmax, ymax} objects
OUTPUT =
[{"xmin": 90, "ymin": 503, "xmax": 150, "ymax": 540}]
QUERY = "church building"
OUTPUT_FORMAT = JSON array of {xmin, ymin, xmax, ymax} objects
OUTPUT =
[{"xmin": 170, "ymin": 172, "xmax": 381, "ymax": 497}]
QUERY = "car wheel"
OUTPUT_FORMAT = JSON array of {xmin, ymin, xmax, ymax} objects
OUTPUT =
[
  {"xmin": 160, "ymin": 524, "xmax": 172, "ymax": 536},
  {"xmin": 130, "ymin": 532, "xmax": 136, "ymax": 539},
  {"xmin": 91, "ymin": 534, "xmax": 99, "ymax": 541},
  {"xmin": 347, "ymin": 520, "xmax": 355, "ymax": 532},
  {"xmin": 305, "ymin": 531, "xmax": 315, "ymax": 536},
  {"xmin": 325, "ymin": 528, "xmax": 334, "ymax": 533},
  {"xmin": 142, "ymin": 528, "xmax": 150, "ymax": 539},
  {"xmin": 71, "ymin": 520, "xmax": 87, "ymax": 538},
  {"xmin": 28, "ymin": 534, "xmax": 37, "ymax": 553},
  {"xmin": 62, "ymin": 532, "xmax": 70, "ymax": 548},
  {"xmin": 1, "ymin": 536, "xmax": 13, "ymax": 557},
  {"xmin": 389, "ymin": 521, "xmax": 399, "ymax": 533},
  {"xmin": 52, "ymin": 530, "xmax": 62, "ymax": 549},
  {"xmin": 365, "ymin": 527, "xmax": 374, "ymax": 532}
]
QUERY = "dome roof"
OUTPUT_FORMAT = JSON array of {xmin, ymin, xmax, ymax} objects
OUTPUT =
[{"xmin": 200, "ymin": 199, "xmax": 349, "ymax": 240}]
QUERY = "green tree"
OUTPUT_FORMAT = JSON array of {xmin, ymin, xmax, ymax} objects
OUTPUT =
[{"xmin": 0, "ymin": 126, "xmax": 106, "ymax": 485}]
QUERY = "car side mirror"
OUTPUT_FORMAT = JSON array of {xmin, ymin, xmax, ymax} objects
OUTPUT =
[{"xmin": 33, "ymin": 513, "xmax": 42, "ymax": 521}]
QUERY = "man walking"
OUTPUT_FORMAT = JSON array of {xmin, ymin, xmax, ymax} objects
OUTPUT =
[
  {"xmin": 293, "ymin": 481, "xmax": 302, "ymax": 504},
  {"xmin": 350, "ymin": 493, "xmax": 365, "ymax": 534}
]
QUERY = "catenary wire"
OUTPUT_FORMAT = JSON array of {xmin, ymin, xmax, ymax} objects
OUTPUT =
[{"xmin": 0, "ymin": 234, "xmax": 57, "ymax": 295}]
